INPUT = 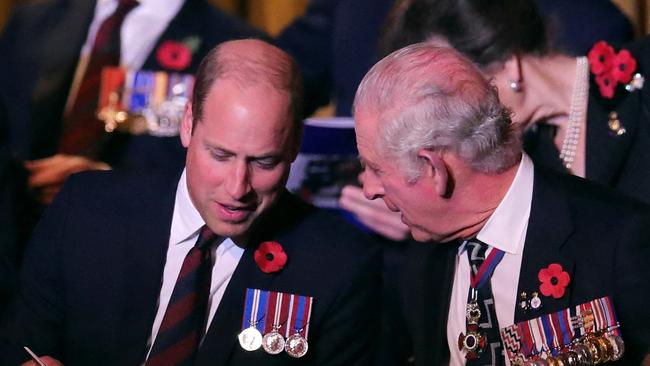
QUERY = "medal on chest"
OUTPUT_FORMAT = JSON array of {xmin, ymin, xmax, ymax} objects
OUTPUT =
[{"xmin": 458, "ymin": 288, "xmax": 487, "ymax": 359}]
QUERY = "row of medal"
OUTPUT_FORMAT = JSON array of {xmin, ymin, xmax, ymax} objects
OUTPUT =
[
  {"xmin": 238, "ymin": 288, "xmax": 313, "ymax": 358},
  {"xmin": 97, "ymin": 67, "xmax": 194, "ymax": 136},
  {"xmin": 500, "ymin": 296, "xmax": 624, "ymax": 365}
]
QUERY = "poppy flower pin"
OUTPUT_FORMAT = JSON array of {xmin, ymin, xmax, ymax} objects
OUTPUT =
[
  {"xmin": 254, "ymin": 241, "xmax": 288, "ymax": 274},
  {"xmin": 155, "ymin": 36, "xmax": 202, "ymax": 71},
  {"xmin": 538, "ymin": 263, "xmax": 570, "ymax": 299},
  {"xmin": 588, "ymin": 41, "xmax": 644, "ymax": 99}
]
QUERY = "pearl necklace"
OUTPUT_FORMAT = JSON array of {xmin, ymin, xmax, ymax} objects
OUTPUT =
[{"xmin": 559, "ymin": 57, "xmax": 589, "ymax": 170}]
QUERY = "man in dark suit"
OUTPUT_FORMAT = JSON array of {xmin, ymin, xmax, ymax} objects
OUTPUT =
[
  {"xmin": 0, "ymin": 0, "xmax": 266, "ymax": 314},
  {"xmin": 353, "ymin": 43, "xmax": 650, "ymax": 365},
  {"xmin": 0, "ymin": 39, "xmax": 381, "ymax": 366}
]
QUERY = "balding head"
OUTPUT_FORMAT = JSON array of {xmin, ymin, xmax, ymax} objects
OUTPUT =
[
  {"xmin": 354, "ymin": 43, "xmax": 520, "ymax": 180},
  {"xmin": 192, "ymin": 39, "xmax": 303, "ymax": 129}
]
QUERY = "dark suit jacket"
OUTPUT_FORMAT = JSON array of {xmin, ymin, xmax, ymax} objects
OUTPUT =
[
  {"xmin": 381, "ymin": 167, "xmax": 650, "ymax": 365},
  {"xmin": 0, "ymin": 98, "xmax": 18, "ymax": 318},
  {"xmin": 0, "ymin": 168, "xmax": 382, "ymax": 365},
  {"xmin": 525, "ymin": 36, "xmax": 650, "ymax": 206}
]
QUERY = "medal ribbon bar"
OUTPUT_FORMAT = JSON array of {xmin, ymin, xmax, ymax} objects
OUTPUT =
[{"xmin": 500, "ymin": 296, "xmax": 621, "ymax": 363}]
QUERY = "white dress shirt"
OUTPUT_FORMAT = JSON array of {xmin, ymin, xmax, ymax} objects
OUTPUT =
[
  {"xmin": 66, "ymin": 0, "xmax": 185, "ymax": 112},
  {"xmin": 144, "ymin": 169, "xmax": 245, "ymax": 359},
  {"xmin": 83, "ymin": 0, "xmax": 185, "ymax": 69},
  {"xmin": 447, "ymin": 154, "xmax": 535, "ymax": 366}
]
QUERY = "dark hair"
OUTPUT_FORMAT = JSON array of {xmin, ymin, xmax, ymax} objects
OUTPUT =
[{"xmin": 381, "ymin": 0, "xmax": 551, "ymax": 69}]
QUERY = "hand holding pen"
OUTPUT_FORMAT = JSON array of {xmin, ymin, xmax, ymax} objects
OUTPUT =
[{"xmin": 21, "ymin": 347, "xmax": 63, "ymax": 366}]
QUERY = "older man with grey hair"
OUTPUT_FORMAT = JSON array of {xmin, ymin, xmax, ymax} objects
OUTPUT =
[{"xmin": 355, "ymin": 43, "xmax": 650, "ymax": 365}]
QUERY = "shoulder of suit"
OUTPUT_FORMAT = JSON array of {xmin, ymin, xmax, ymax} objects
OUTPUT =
[
  {"xmin": 535, "ymin": 166, "xmax": 650, "ymax": 217},
  {"xmin": 65, "ymin": 168, "xmax": 180, "ymax": 203},
  {"xmin": 272, "ymin": 192, "xmax": 382, "ymax": 260}
]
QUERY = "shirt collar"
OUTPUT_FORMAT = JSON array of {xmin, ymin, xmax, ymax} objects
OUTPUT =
[
  {"xmin": 458, "ymin": 154, "xmax": 534, "ymax": 255},
  {"xmin": 170, "ymin": 169, "xmax": 205, "ymax": 245},
  {"xmin": 476, "ymin": 154, "xmax": 534, "ymax": 255}
]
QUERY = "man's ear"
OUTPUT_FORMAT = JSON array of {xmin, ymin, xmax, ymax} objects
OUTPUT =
[
  {"xmin": 180, "ymin": 102, "xmax": 193, "ymax": 148},
  {"xmin": 417, "ymin": 148, "xmax": 449, "ymax": 197}
]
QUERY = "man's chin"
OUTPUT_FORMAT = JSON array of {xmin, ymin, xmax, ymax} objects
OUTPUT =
[{"xmin": 207, "ymin": 220, "xmax": 253, "ymax": 241}]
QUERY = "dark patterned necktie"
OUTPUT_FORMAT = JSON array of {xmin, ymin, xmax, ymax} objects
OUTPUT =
[
  {"xmin": 465, "ymin": 239, "xmax": 505, "ymax": 366},
  {"xmin": 146, "ymin": 226, "xmax": 219, "ymax": 366},
  {"xmin": 58, "ymin": 0, "xmax": 139, "ymax": 156}
]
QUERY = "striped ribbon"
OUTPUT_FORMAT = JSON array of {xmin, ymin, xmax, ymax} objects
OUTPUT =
[
  {"xmin": 241, "ymin": 289, "xmax": 314, "ymax": 341},
  {"xmin": 500, "ymin": 296, "xmax": 621, "ymax": 362},
  {"xmin": 468, "ymin": 244, "xmax": 505, "ymax": 290}
]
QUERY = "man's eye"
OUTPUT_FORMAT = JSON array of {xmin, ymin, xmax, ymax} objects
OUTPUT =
[
  {"xmin": 255, "ymin": 159, "xmax": 279, "ymax": 170},
  {"xmin": 210, "ymin": 151, "xmax": 230, "ymax": 161}
]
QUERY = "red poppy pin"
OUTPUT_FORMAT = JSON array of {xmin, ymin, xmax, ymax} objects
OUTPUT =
[
  {"xmin": 254, "ymin": 241, "xmax": 288, "ymax": 273},
  {"xmin": 537, "ymin": 263, "xmax": 570, "ymax": 299},
  {"xmin": 588, "ymin": 41, "xmax": 643, "ymax": 99},
  {"xmin": 155, "ymin": 36, "xmax": 202, "ymax": 71}
]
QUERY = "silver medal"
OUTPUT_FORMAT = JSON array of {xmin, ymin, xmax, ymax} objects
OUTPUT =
[
  {"xmin": 262, "ymin": 330, "xmax": 286, "ymax": 355},
  {"xmin": 238, "ymin": 326, "xmax": 263, "ymax": 351},
  {"xmin": 285, "ymin": 333, "xmax": 309, "ymax": 358}
]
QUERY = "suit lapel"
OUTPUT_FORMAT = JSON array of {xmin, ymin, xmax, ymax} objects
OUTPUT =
[
  {"xmin": 119, "ymin": 170, "xmax": 181, "ymax": 364},
  {"xmin": 515, "ymin": 169, "xmax": 575, "ymax": 323},
  {"xmin": 585, "ymin": 80, "xmax": 640, "ymax": 186}
]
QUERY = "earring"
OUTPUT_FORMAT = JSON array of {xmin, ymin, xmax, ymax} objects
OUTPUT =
[{"xmin": 509, "ymin": 79, "xmax": 522, "ymax": 93}]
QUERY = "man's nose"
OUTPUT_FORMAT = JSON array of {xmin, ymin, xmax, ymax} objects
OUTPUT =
[
  {"xmin": 225, "ymin": 161, "xmax": 252, "ymax": 199},
  {"xmin": 361, "ymin": 170, "xmax": 384, "ymax": 200}
]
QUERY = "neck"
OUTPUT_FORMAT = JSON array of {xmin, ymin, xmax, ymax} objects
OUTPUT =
[{"xmin": 452, "ymin": 160, "xmax": 521, "ymax": 241}]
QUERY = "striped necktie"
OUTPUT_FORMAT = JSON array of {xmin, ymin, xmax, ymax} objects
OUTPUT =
[
  {"xmin": 58, "ymin": 0, "xmax": 138, "ymax": 156},
  {"xmin": 146, "ymin": 226, "xmax": 219, "ymax": 366},
  {"xmin": 464, "ymin": 239, "xmax": 505, "ymax": 366}
]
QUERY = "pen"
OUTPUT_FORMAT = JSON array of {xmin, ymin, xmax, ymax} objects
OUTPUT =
[{"xmin": 23, "ymin": 346, "xmax": 48, "ymax": 366}]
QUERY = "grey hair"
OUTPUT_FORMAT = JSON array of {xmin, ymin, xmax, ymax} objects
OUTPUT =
[{"xmin": 354, "ymin": 42, "xmax": 521, "ymax": 181}]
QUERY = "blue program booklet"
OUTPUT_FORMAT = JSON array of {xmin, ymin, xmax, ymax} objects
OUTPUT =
[{"xmin": 287, "ymin": 117, "xmax": 361, "ymax": 209}]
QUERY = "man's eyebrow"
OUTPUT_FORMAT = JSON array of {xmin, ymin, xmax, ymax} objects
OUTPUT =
[
  {"xmin": 206, "ymin": 142, "xmax": 283, "ymax": 160},
  {"xmin": 205, "ymin": 143, "xmax": 235, "ymax": 155}
]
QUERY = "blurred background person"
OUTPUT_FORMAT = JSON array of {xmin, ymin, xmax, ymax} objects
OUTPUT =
[
  {"xmin": 0, "ymin": 0, "xmax": 263, "ymax": 315},
  {"xmin": 277, "ymin": 0, "xmax": 634, "ymax": 120}
]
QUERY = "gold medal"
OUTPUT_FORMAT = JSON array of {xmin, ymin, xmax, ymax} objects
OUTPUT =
[
  {"xmin": 238, "ymin": 326, "xmax": 263, "ymax": 351},
  {"xmin": 556, "ymin": 350, "xmax": 579, "ymax": 366},
  {"xmin": 285, "ymin": 332, "xmax": 309, "ymax": 358},
  {"xmin": 545, "ymin": 355, "xmax": 560, "ymax": 366},
  {"xmin": 572, "ymin": 343, "xmax": 593, "ymax": 365},
  {"xmin": 605, "ymin": 333, "xmax": 625, "ymax": 361},
  {"xmin": 584, "ymin": 336, "xmax": 603, "ymax": 364},
  {"xmin": 595, "ymin": 335, "xmax": 613, "ymax": 362},
  {"xmin": 532, "ymin": 357, "xmax": 550, "ymax": 366}
]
